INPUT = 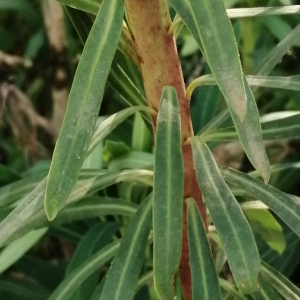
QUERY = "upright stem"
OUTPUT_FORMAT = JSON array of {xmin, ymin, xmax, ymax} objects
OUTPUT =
[{"xmin": 125, "ymin": 1, "xmax": 206, "ymax": 299}]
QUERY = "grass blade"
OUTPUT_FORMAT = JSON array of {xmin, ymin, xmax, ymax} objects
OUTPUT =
[
  {"xmin": 187, "ymin": 198, "xmax": 222, "ymax": 300},
  {"xmin": 99, "ymin": 194, "xmax": 152, "ymax": 300},
  {"xmin": 252, "ymin": 275, "xmax": 282, "ymax": 300},
  {"xmin": 191, "ymin": 137, "xmax": 260, "ymax": 294},
  {"xmin": 221, "ymin": 168, "xmax": 300, "ymax": 239},
  {"xmin": 45, "ymin": 0, "xmax": 125, "ymax": 220},
  {"xmin": 153, "ymin": 87, "xmax": 184, "ymax": 299},
  {"xmin": 261, "ymin": 261, "xmax": 300, "ymax": 300}
]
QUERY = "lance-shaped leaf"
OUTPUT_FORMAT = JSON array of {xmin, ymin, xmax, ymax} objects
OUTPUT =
[
  {"xmin": 44, "ymin": 0, "xmax": 125, "ymax": 220},
  {"xmin": 221, "ymin": 168, "xmax": 300, "ymax": 239},
  {"xmin": 153, "ymin": 87, "xmax": 184, "ymax": 299},
  {"xmin": 191, "ymin": 137, "xmax": 260, "ymax": 294},
  {"xmin": 171, "ymin": 0, "xmax": 247, "ymax": 121},
  {"xmin": 202, "ymin": 112, "xmax": 300, "ymax": 142},
  {"xmin": 228, "ymin": 78, "xmax": 270, "ymax": 184},
  {"xmin": 99, "ymin": 194, "xmax": 152, "ymax": 300},
  {"xmin": 0, "ymin": 169, "xmax": 152, "ymax": 248},
  {"xmin": 187, "ymin": 198, "xmax": 222, "ymax": 300},
  {"xmin": 261, "ymin": 261, "xmax": 300, "ymax": 300}
]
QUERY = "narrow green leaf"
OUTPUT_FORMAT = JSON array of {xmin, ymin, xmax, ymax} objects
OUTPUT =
[
  {"xmin": 0, "ymin": 228, "xmax": 47, "ymax": 274},
  {"xmin": 67, "ymin": 222, "xmax": 119, "ymax": 300},
  {"xmin": 100, "ymin": 194, "xmax": 152, "ymax": 300},
  {"xmin": 261, "ymin": 261, "xmax": 300, "ymax": 300},
  {"xmin": 189, "ymin": 74, "xmax": 300, "ymax": 93},
  {"xmin": 45, "ymin": 0, "xmax": 125, "ymax": 220},
  {"xmin": 202, "ymin": 113, "xmax": 300, "ymax": 142},
  {"xmin": 191, "ymin": 137, "xmax": 260, "ymax": 294},
  {"xmin": 221, "ymin": 168, "xmax": 300, "ymax": 239},
  {"xmin": 252, "ymin": 275, "xmax": 282, "ymax": 300},
  {"xmin": 173, "ymin": 0, "xmax": 247, "ymax": 120},
  {"xmin": 227, "ymin": 5, "xmax": 300, "ymax": 18},
  {"xmin": 198, "ymin": 22, "xmax": 300, "ymax": 136},
  {"xmin": 0, "ymin": 170, "xmax": 152, "ymax": 248},
  {"xmin": 219, "ymin": 279, "xmax": 249, "ymax": 300},
  {"xmin": 153, "ymin": 87, "xmax": 184, "ymax": 299},
  {"xmin": 187, "ymin": 198, "xmax": 222, "ymax": 300},
  {"xmin": 48, "ymin": 240, "xmax": 120, "ymax": 300},
  {"xmin": 57, "ymin": 0, "xmax": 99, "ymax": 15},
  {"xmin": 87, "ymin": 106, "xmax": 153, "ymax": 156}
]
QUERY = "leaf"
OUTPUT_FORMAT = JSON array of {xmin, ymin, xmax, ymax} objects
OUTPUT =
[
  {"xmin": 0, "ymin": 228, "xmax": 47, "ymax": 274},
  {"xmin": 172, "ymin": 0, "xmax": 247, "ymax": 121},
  {"xmin": 99, "ymin": 194, "xmax": 152, "ymax": 300},
  {"xmin": 187, "ymin": 198, "xmax": 222, "ymax": 300},
  {"xmin": 48, "ymin": 240, "xmax": 120, "ymax": 300},
  {"xmin": 153, "ymin": 87, "xmax": 184, "ymax": 299},
  {"xmin": 198, "ymin": 22, "xmax": 300, "ymax": 136},
  {"xmin": 87, "ymin": 106, "xmax": 153, "ymax": 156},
  {"xmin": 219, "ymin": 279, "xmax": 249, "ymax": 300},
  {"xmin": 252, "ymin": 275, "xmax": 282, "ymax": 300},
  {"xmin": 228, "ymin": 78, "xmax": 270, "ymax": 184},
  {"xmin": 244, "ymin": 209, "xmax": 285, "ymax": 254},
  {"xmin": 227, "ymin": 6, "xmax": 300, "ymax": 19},
  {"xmin": 202, "ymin": 113, "xmax": 300, "ymax": 142},
  {"xmin": 261, "ymin": 261, "xmax": 300, "ymax": 300},
  {"xmin": 45, "ymin": 0, "xmax": 125, "ymax": 220},
  {"xmin": 57, "ymin": 0, "xmax": 99, "ymax": 15},
  {"xmin": 191, "ymin": 137, "xmax": 260, "ymax": 294},
  {"xmin": 67, "ymin": 222, "xmax": 119, "ymax": 300},
  {"xmin": 0, "ymin": 170, "xmax": 152, "ymax": 248},
  {"xmin": 221, "ymin": 168, "xmax": 300, "ymax": 239},
  {"xmin": 103, "ymin": 140, "xmax": 131, "ymax": 162}
]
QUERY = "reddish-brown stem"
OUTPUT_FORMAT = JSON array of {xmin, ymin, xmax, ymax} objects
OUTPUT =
[{"xmin": 125, "ymin": 1, "xmax": 206, "ymax": 299}]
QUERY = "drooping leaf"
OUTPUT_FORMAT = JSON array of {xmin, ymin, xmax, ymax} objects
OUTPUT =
[
  {"xmin": 45, "ymin": 0, "xmax": 125, "ymax": 220},
  {"xmin": 171, "ymin": 0, "xmax": 247, "ymax": 121},
  {"xmin": 198, "ymin": 22, "xmax": 300, "ymax": 135},
  {"xmin": 221, "ymin": 168, "xmax": 300, "ymax": 239},
  {"xmin": 99, "ymin": 194, "xmax": 152, "ymax": 300},
  {"xmin": 191, "ymin": 137, "xmax": 260, "ymax": 294},
  {"xmin": 261, "ymin": 261, "xmax": 300, "ymax": 300},
  {"xmin": 153, "ymin": 87, "xmax": 184, "ymax": 299},
  {"xmin": 187, "ymin": 198, "xmax": 222, "ymax": 300},
  {"xmin": 0, "ymin": 170, "xmax": 152, "ymax": 248}
]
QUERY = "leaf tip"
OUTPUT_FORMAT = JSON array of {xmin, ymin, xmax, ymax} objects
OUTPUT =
[{"xmin": 44, "ymin": 197, "xmax": 58, "ymax": 221}]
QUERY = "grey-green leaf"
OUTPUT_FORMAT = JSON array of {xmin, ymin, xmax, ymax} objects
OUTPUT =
[
  {"xmin": 99, "ymin": 194, "xmax": 152, "ymax": 300},
  {"xmin": 261, "ymin": 261, "xmax": 300, "ymax": 300},
  {"xmin": 187, "ymin": 198, "xmax": 222, "ymax": 300},
  {"xmin": 228, "ymin": 77, "xmax": 270, "ymax": 184},
  {"xmin": 45, "ymin": 0, "xmax": 125, "ymax": 220},
  {"xmin": 153, "ymin": 87, "xmax": 184, "ymax": 299},
  {"xmin": 221, "ymin": 168, "xmax": 300, "ymax": 239},
  {"xmin": 172, "ymin": 0, "xmax": 247, "ymax": 120},
  {"xmin": 191, "ymin": 137, "xmax": 260, "ymax": 294}
]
